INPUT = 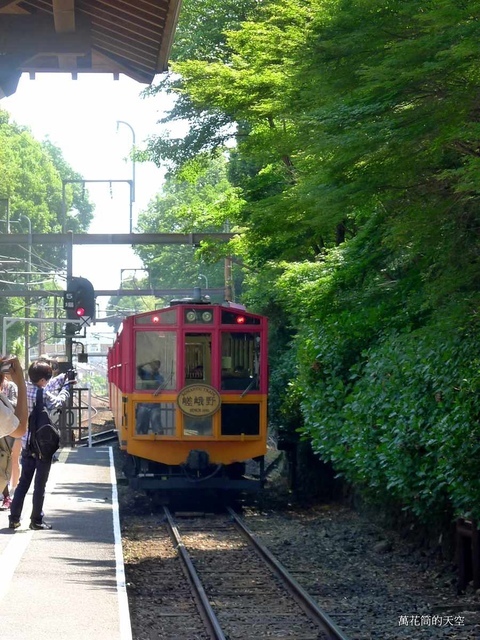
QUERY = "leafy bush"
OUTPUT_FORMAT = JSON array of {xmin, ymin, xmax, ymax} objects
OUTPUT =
[{"xmin": 298, "ymin": 303, "xmax": 480, "ymax": 523}]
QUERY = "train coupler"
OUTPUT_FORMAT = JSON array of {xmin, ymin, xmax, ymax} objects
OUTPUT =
[{"xmin": 186, "ymin": 449, "xmax": 210, "ymax": 471}]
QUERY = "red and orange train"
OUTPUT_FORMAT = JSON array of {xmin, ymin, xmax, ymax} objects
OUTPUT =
[{"xmin": 108, "ymin": 290, "xmax": 268, "ymax": 497}]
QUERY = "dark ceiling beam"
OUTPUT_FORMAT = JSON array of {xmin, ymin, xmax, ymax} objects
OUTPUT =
[
  {"xmin": 0, "ymin": 65, "xmax": 22, "ymax": 98},
  {"xmin": 0, "ymin": 1, "xmax": 27, "ymax": 11},
  {"xmin": 53, "ymin": 0, "xmax": 76, "ymax": 33},
  {"xmin": 0, "ymin": 15, "xmax": 91, "ymax": 55},
  {"xmin": 94, "ymin": 0, "xmax": 167, "ymax": 23}
]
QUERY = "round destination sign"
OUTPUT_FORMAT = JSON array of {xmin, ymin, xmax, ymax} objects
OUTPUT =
[{"xmin": 177, "ymin": 384, "xmax": 221, "ymax": 417}]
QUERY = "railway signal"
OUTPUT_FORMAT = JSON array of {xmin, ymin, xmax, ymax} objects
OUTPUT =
[{"xmin": 64, "ymin": 276, "xmax": 96, "ymax": 325}]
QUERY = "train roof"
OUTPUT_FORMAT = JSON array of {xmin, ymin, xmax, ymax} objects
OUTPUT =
[
  {"xmin": 109, "ymin": 297, "xmax": 266, "ymax": 350},
  {"xmin": 169, "ymin": 287, "xmax": 246, "ymax": 309}
]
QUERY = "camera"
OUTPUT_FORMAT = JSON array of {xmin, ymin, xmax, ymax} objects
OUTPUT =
[
  {"xmin": 0, "ymin": 362, "xmax": 11, "ymax": 373},
  {"xmin": 66, "ymin": 368, "xmax": 77, "ymax": 381}
]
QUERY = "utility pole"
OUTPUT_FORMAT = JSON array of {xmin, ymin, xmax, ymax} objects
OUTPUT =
[
  {"xmin": 66, "ymin": 232, "xmax": 74, "ymax": 365},
  {"xmin": 224, "ymin": 220, "xmax": 233, "ymax": 301}
]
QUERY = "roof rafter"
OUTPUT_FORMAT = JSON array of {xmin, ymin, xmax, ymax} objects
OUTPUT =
[{"xmin": 0, "ymin": 0, "xmax": 182, "ymax": 97}]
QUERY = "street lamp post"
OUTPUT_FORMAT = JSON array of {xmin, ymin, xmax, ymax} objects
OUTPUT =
[
  {"xmin": 116, "ymin": 120, "xmax": 136, "ymax": 233},
  {"xmin": 198, "ymin": 274, "xmax": 208, "ymax": 289}
]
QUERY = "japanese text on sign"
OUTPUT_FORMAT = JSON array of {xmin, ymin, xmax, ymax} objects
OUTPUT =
[{"xmin": 177, "ymin": 384, "xmax": 221, "ymax": 417}]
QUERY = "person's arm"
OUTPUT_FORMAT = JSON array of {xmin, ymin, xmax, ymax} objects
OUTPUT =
[
  {"xmin": 45, "ymin": 384, "xmax": 70, "ymax": 411},
  {"xmin": 8, "ymin": 358, "xmax": 27, "ymax": 438},
  {"xmin": 46, "ymin": 372, "xmax": 67, "ymax": 393},
  {"xmin": 4, "ymin": 381, "xmax": 18, "ymax": 406}
]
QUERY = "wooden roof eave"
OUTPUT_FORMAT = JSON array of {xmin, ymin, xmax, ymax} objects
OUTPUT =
[{"xmin": 155, "ymin": 0, "xmax": 182, "ymax": 72}]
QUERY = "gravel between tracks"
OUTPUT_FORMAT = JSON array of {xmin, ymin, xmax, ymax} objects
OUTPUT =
[{"xmin": 117, "ymin": 453, "xmax": 480, "ymax": 640}]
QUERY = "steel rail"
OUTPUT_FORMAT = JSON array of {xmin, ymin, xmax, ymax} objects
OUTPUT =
[
  {"xmin": 163, "ymin": 507, "xmax": 227, "ymax": 640},
  {"xmin": 227, "ymin": 507, "xmax": 351, "ymax": 640}
]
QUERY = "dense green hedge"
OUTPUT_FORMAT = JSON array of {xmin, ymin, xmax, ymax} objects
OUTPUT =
[
  {"xmin": 249, "ymin": 255, "xmax": 480, "ymax": 525},
  {"xmin": 300, "ymin": 316, "xmax": 480, "ymax": 522}
]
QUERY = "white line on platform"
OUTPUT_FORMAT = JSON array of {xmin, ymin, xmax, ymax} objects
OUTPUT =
[
  {"xmin": 109, "ymin": 446, "xmax": 133, "ymax": 640},
  {"xmin": 0, "ymin": 529, "xmax": 34, "ymax": 603},
  {"xmin": 0, "ymin": 455, "xmax": 64, "ymax": 604}
]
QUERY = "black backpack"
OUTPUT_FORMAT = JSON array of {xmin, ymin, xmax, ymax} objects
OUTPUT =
[{"xmin": 28, "ymin": 387, "xmax": 60, "ymax": 461}]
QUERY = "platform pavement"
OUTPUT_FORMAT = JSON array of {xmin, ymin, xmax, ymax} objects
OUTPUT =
[{"xmin": 0, "ymin": 446, "xmax": 132, "ymax": 640}]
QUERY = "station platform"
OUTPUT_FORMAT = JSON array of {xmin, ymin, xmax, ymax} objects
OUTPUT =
[{"xmin": 0, "ymin": 446, "xmax": 132, "ymax": 640}]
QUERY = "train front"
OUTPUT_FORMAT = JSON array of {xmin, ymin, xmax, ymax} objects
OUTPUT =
[{"xmin": 108, "ymin": 296, "xmax": 268, "ymax": 496}]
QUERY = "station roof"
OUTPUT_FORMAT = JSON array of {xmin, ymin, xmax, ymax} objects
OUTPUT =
[{"xmin": 0, "ymin": 0, "xmax": 182, "ymax": 98}]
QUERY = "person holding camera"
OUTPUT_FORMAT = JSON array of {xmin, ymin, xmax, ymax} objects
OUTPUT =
[
  {"xmin": 0, "ymin": 357, "xmax": 28, "ymax": 509},
  {"xmin": 1, "ymin": 370, "xmax": 19, "ymax": 509},
  {"xmin": 9, "ymin": 360, "xmax": 73, "ymax": 531}
]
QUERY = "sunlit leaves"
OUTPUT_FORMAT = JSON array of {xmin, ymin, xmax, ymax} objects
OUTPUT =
[{"xmin": 136, "ymin": 0, "xmax": 480, "ymax": 522}]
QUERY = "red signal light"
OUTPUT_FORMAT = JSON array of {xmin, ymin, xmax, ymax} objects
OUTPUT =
[
  {"xmin": 236, "ymin": 316, "xmax": 246, "ymax": 324},
  {"xmin": 152, "ymin": 315, "xmax": 160, "ymax": 323},
  {"xmin": 76, "ymin": 307, "xmax": 86, "ymax": 317}
]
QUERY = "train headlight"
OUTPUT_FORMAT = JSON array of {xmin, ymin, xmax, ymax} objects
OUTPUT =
[
  {"xmin": 186, "ymin": 310, "xmax": 197, "ymax": 322},
  {"xmin": 201, "ymin": 311, "xmax": 213, "ymax": 322}
]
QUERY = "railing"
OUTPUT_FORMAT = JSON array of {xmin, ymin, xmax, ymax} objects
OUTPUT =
[{"xmin": 56, "ymin": 386, "xmax": 93, "ymax": 447}]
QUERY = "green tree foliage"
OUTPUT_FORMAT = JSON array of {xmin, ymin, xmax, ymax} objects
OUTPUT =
[
  {"xmin": 135, "ymin": 152, "xmax": 242, "ymax": 299},
  {"xmin": 0, "ymin": 114, "xmax": 93, "ymax": 238},
  {"xmin": 105, "ymin": 276, "xmax": 158, "ymax": 332},
  {"xmin": 41, "ymin": 139, "xmax": 94, "ymax": 233},
  {"xmin": 137, "ymin": 0, "xmax": 480, "ymax": 523},
  {"xmin": 0, "ymin": 109, "xmax": 93, "ymax": 353},
  {"xmin": 140, "ymin": 0, "xmax": 260, "ymax": 171}
]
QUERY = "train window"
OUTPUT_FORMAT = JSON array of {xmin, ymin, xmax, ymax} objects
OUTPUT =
[
  {"xmin": 221, "ymin": 332, "xmax": 260, "ymax": 391},
  {"xmin": 135, "ymin": 309, "xmax": 177, "ymax": 325},
  {"xmin": 221, "ymin": 404, "xmax": 260, "ymax": 436},
  {"xmin": 185, "ymin": 334, "xmax": 211, "ymax": 385},
  {"xmin": 135, "ymin": 402, "xmax": 176, "ymax": 436},
  {"xmin": 135, "ymin": 331, "xmax": 177, "ymax": 390},
  {"xmin": 183, "ymin": 414, "xmax": 213, "ymax": 437}
]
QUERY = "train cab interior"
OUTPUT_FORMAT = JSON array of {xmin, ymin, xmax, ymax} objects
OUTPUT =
[
  {"xmin": 135, "ymin": 331, "xmax": 177, "ymax": 391},
  {"xmin": 220, "ymin": 332, "xmax": 260, "ymax": 391},
  {"xmin": 185, "ymin": 334, "xmax": 211, "ymax": 385}
]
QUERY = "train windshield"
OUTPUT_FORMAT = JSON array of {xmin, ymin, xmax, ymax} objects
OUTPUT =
[
  {"xmin": 221, "ymin": 332, "xmax": 260, "ymax": 391},
  {"xmin": 135, "ymin": 331, "xmax": 177, "ymax": 390}
]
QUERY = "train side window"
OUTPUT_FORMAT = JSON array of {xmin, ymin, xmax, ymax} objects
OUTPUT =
[
  {"xmin": 221, "ymin": 404, "xmax": 260, "ymax": 436},
  {"xmin": 135, "ymin": 331, "xmax": 177, "ymax": 390},
  {"xmin": 135, "ymin": 402, "xmax": 176, "ymax": 436},
  {"xmin": 221, "ymin": 332, "xmax": 260, "ymax": 391}
]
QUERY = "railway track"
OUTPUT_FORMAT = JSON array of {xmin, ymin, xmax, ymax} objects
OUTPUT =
[
  {"xmin": 77, "ymin": 428, "xmax": 118, "ymax": 446},
  {"xmin": 160, "ymin": 507, "xmax": 350, "ymax": 640}
]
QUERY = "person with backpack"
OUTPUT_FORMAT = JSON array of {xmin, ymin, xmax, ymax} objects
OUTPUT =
[
  {"xmin": 9, "ymin": 360, "xmax": 73, "ymax": 531},
  {"xmin": 0, "ymin": 357, "xmax": 28, "ymax": 506}
]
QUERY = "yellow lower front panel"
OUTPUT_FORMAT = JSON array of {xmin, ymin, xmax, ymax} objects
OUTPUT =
[
  {"xmin": 119, "ymin": 392, "xmax": 267, "ymax": 466},
  {"xmin": 127, "ymin": 438, "xmax": 266, "ymax": 466}
]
